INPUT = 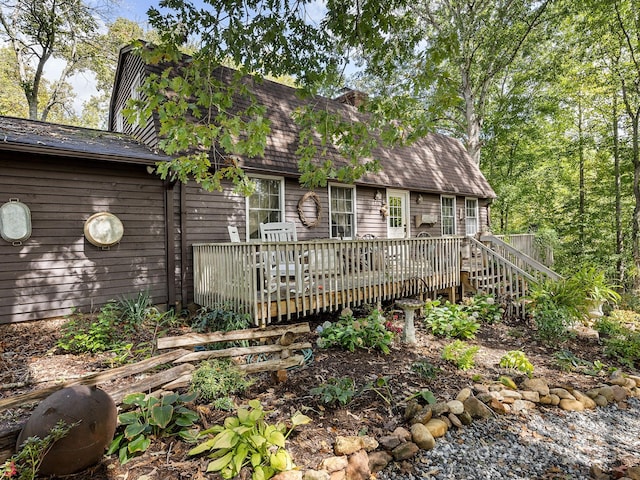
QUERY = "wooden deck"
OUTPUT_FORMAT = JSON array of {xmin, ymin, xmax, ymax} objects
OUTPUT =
[{"xmin": 193, "ymin": 237, "xmax": 462, "ymax": 326}]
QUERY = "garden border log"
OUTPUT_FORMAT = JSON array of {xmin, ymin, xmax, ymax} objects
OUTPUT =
[{"xmin": 173, "ymin": 342, "xmax": 312, "ymax": 364}]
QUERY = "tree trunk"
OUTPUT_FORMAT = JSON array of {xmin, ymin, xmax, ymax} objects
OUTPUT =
[
  {"xmin": 631, "ymin": 114, "xmax": 640, "ymax": 291},
  {"xmin": 613, "ymin": 96, "xmax": 624, "ymax": 284}
]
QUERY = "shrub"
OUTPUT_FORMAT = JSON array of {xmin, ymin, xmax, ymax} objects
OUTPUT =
[
  {"xmin": 498, "ymin": 350, "xmax": 534, "ymax": 376},
  {"xmin": 317, "ymin": 309, "xmax": 394, "ymax": 353},
  {"xmin": 191, "ymin": 305, "xmax": 252, "ymax": 349},
  {"xmin": 424, "ymin": 301, "xmax": 480, "ymax": 339},
  {"xmin": 441, "ymin": 340, "xmax": 479, "ymax": 370},
  {"xmin": 117, "ymin": 290, "xmax": 153, "ymax": 332},
  {"xmin": 58, "ymin": 303, "xmax": 124, "ymax": 354},
  {"xmin": 188, "ymin": 400, "xmax": 311, "ymax": 480},
  {"xmin": 191, "ymin": 359, "xmax": 254, "ymax": 404},
  {"xmin": 462, "ymin": 294, "xmax": 505, "ymax": 323},
  {"xmin": 411, "ymin": 360, "xmax": 441, "ymax": 379},
  {"xmin": 526, "ymin": 279, "xmax": 582, "ymax": 344},
  {"xmin": 108, "ymin": 392, "xmax": 199, "ymax": 465},
  {"xmin": 310, "ymin": 377, "xmax": 357, "ymax": 406}
]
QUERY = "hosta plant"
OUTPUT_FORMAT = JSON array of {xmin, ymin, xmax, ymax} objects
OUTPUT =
[
  {"xmin": 441, "ymin": 340, "xmax": 479, "ymax": 370},
  {"xmin": 317, "ymin": 309, "xmax": 394, "ymax": 353},
  {"xmin": 108, "ymin": 391, "xmax": 199, "ymax": 464},
  {"xmin": 498, "ymin": 350, "xmax": 534, "ymax": 376},
  {"xmin": 188, "ymin": 399, "xmax": 311, "ymax": 480}
]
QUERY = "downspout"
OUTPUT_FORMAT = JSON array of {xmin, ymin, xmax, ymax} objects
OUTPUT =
[
  {"xmin": 180, "ymin": 183, "xmax": 189, "ymax": 306},
  {"xmin": 164, "ymin": 177, "xmax": 177, "ymax": 310}
]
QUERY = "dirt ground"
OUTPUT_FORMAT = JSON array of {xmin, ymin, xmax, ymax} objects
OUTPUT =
[{"xmin": 0, "ymin": 305, "xmax": 618, "ymax": 479}]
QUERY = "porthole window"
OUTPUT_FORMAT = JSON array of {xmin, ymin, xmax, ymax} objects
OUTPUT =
[
  {"xmin": 0, "ymin": 199, "xmax": 32, "ymax": 245},
  {"xmin": 84, "ymin": 212, "xmax": 124, "ymax": 248}
]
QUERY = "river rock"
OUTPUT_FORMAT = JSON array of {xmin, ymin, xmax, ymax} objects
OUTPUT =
[
  {"xmin": 609, "ymin": 370, "xmax": 627, "ymax": 386},
  {"xmin": 549, "ymin": 387, "xmax": 575, "ymax": 400},
  {"xmin": 273, "ymin": 471, "xmax": 303, "ymax": 480},
  {"xmin": 368, "ymin": 451, "xmax": 393, "ymax": 473},
  {"xmin": 456, "ymin": 388, "xmax": 472, "ymax": 402},
  {"xmin": 446, "ymin": 400, "xmax": 464, "ymax": 415},
  {"xmin": 411, "ymin": 407, "xmax": 433, "ymax": 425},
  {"xmin": 411, "ymin": 423, "xmax": 436, "ymax": 450},
  {"xmin": 458, "ymin": 411, "xmax": 473, "ymax": 425},
  {"xmin": 448, "ymin": 412, "xmax": 463, "ymax": 428},
  {"xmin": 425, "ymin": 418, "xmax": 448, "ymax": 438},
  {"xmin": 335, "ymin": 436, "xmax": 365, "ymax": 455},
  {"xmin": 520, "ymin": 390, "xmax": 540, "ymax": 403},
  {"xmin": 464, "ymin": 396, "xmax": 493, "ymax": 419},
  {"xmin": 559, "ymin": 398, "xmax": 585, "ymax": 411},
  {"xmin": 522, "ymin": 378, "xmax": 550, "ymax": 396},
  {"xmin": 489, "ymin": 398, "xmax": 508, "ymax": 414},
  {"xmin": 319, "ymin": 456, "xmax": 349, "ymax": 473},
  {"xmin": 346, "ymin": 449, "xmax": 370, "ymax": 480},
  {"xmin": 303, "ymin": 470, "xmax": 331, "ymax": 480},
  {"xmin": 391, "ymin": 442, "xmax": 419, "ymax": 461},
  {"xmin": 431, "ymin": 402, "xmax": 450, "ymax": 417},
  {"xmin": 378, "ymin": 435, "xmax": 402, "ymax": 450},
  {"xmin": 612, "ymin": 385, "xmax": 628, "ymax": 402},
  {"xmin": 392, "ymin": 427, "xmax": 412, "ymax": 442},
  {"xmin": 573, "ymin": 390, "xmax": 597, "ymax": 409}
]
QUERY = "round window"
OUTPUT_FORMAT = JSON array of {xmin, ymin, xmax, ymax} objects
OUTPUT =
[{"xmin": 84, "ymin": 212, "xmax": 124, "ymax": 247}]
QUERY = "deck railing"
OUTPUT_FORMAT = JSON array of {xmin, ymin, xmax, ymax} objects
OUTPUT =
[
  {"xmin": 466, "ymin": 237, "xmax": 537, "ymax": 317},
  {"xmin": 193, "ymin": 237, "xmax": 462, "ymax": 326},
  {"xmin": 493, "ymin": 233, "xmax": 554, "ymax": 266}
]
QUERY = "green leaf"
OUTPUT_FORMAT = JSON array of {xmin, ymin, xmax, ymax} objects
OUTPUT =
[
  {"xmin": 127, "ymin": 434, "xmax": 151, "ymax": 454},
  {"xmin": 188, "ymin": 437, "xmax": 220, "ymax": 456},
  {"xmin": 269, "ymin": 449, "xmax": 290, "ymax": 471},
  {"xmin": 237, "ymin": 407, "xmax": 250, "ymax": 424},
  {"xmin": 224, "ymin": 416, "xmax": 240, "ymax": 429},
  {"xmin": 206, "ymin": 450, "xmax": 234, "ymax": 473},
  {"xmin": 123, "ymin": 392, "xmax": 146, "ymax": 406},
  {"xmin": 210, "ymin": 429, "xmax": 239, "ymax": 450},
  {"xmin": 119, "ymin": 445, "xmax": 131, "ymax": 465},
  {"xmin": 118, "ymin": 411, "xmax": 140, "ymax": 426},
  {"xmin": 291, "ymin": 412, "xmax": 312, "ymax": 427},
  {"xmin": 233, "ymin": 443, "xmax": 250, "ymax": 474},
  {"xmin": 267, "ymin": 430, "xmax": 286, "ymax": 448},
  {"xmin": 124, "ymin": 422, "xmax": 147, "ymax": 439},
  {"xmin": 150, "ymin": 404, "xmax": 174, "ymax": 429},
  {"xmin": 106, "ymin": 433, "xmax": 123, "ymax": 455},
  {"xmin": 251, "ymin": 452, "xmax": 262, "ymax": 467},
  {"xmin": 252, "ymin": 465, "xmax": 266, "ymax": 480}
]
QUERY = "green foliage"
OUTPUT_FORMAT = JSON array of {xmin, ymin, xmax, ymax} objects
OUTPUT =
[
  {"xmin": 410, "ymin": 360, "xmax": 441, "ymax": 379},
  {"xmin": 57, "ymin": 303, "xmax": 124, "ymax": 354},
  {"xmin": 570, "ymin": 266, "xmax": 621, "ymax": 304},
  {"xmin": 117, "ymin": 291, "xmax": 153, "ymax": 331},
  {"xmin": 553, "ymin": 349, "xmax": 605, "ymax": 375},
  {"xmin": 498, "ymin": 350, "xmax": 534, "ymax": 376},
  {"xmin": 191, "ymin": 359, "xmax": 254, "ymax": 404},
  {"xmin": 188, "ymin": 400, "xmax": 311, "ymax": 480},
  {"xmin": 316, "ymin": 309, "xmax": 394, "ymax": 354},
  {"xmin": 191, "ymin": 305, "xmax": 252, "ymax": 349},
  {"xmin": 310, "ymin": 377, "xmax": 357, "ymax": 406},
  {"xmin": 108, "ymin": 392, "xmax": 199, "ymax": 465},
  {"xmin": 526, "ymin": 279, "xmax": 583, "ymax": 344},
  {"xmin": 1, "ymin": 421, "xmax": 74, "ymax": 480},
  {"xmin": 423, "ymin": 300, "xmax": 480, "ymax": 339},
  {"xmin": 594, "ymin": 315, "xmax": 640, "ymax": 368},
  {"xmin": 441, "ymin": 340, "xmax": 479, "ymax": 371},
  {"xmin": 462, "ymin": 294, "xmax": 505, "ymax": 324}
]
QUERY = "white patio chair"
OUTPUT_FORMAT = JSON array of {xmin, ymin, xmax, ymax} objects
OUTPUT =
[
  {"xmin": 227, "ymin": 225, "xmax": 241, "ymax": 242},
  {"xmin": 259, "ymin": 222, "xmax": 304, "ymax": 293}
]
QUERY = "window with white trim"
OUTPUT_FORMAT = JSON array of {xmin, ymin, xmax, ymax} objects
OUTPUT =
[
  {"xmin": 247, "ymin": 177, "xmax": 284, "ymax": 240},
  {"xmin": 130, "ymin": 73, "xmax": 142, "ymax": 127},
  {"xmin": 115, "ymin": 106, "xmax": 124, "ymax": 133},
  {"xmin": 441, "ymin": 196, "xmax": 456, "ymax": 236},
  {"xmin": 465, "ymin": 198, "xmax": 479, "ymax": 236},
  {"xmin": 329, "ymin": 184, "xmax": 355, "ymax": 239}
]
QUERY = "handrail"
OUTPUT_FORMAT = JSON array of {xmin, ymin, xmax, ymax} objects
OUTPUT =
[
  {"xmin": 468, "ymin": 238, "xmax": 536, "ymax": 283},
  {"xmin": 480, "ymin": 234, "xmax": 562, "ymax": 282},
  {"xmin": 193, "ymin": 236, "xmax": 462, "ymax": 325}
]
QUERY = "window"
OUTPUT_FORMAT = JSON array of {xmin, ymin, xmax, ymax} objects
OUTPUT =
[
  {"xmin": 130, "ymin": 73, "xmax": 142, "ymax": 127},
  {"xmin": 465, "ymin": 198, "xmax": 479, "ymax": 236},
  {"xmin": 115, "ymin": 106, "xmax": 124, "ymax": 133},
  {"xmin": 441, "ymin": 196, "xmax": 456, "ymax": 235},
  {"xmin": 329, "ymin": 185, "xmax": 355, "ymax": 239},
  {"xmin": 247, "ymin": 177, "xmax": 284, "ymax": 239}
]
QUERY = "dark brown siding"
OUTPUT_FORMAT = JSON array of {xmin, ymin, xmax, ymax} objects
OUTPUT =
[{"xmin": 0, "ymin": 153, "xmax": 168, "ymax": 323}]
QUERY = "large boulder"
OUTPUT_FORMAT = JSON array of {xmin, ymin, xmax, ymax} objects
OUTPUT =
[{"xmin": 17, "ymin": 385, "xmax": 117, "ymax": 476}]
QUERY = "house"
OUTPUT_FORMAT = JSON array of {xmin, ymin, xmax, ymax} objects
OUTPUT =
[{"xmin": 0, "ymin": 45, "xmax": 509, "ymax": 325}]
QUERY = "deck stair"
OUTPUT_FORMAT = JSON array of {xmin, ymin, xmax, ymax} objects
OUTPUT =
[{"xmin": 463, "ymin": 234, "xmax": 561, "ymax": 316}]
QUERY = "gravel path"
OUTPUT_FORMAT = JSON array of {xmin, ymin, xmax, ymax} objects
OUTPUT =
[{"xmin": 378, "ymin": 398, "xmax": 640, "ymax": 479}]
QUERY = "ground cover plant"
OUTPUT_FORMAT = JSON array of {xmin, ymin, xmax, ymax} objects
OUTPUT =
[{"xmin": 1, "ymin": 292, "xmax": 639, "ymax": 479}]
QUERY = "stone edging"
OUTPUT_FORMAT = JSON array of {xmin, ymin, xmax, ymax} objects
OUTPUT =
[{"xmin": 270, "ymin": 370, "xmax": 640, "ymax": 480}]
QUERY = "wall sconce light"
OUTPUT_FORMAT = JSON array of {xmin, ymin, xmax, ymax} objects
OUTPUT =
[
  {"xmin": 416, "ymin": 194, "xmax": 423, "ymax": 204},
  {"xmin": 374, "ymin": 190, "xmax": 382, "ymax": 201},
  {"xmin": 146, "ymin": 165, "xmax": 155, "ymax": 175}
]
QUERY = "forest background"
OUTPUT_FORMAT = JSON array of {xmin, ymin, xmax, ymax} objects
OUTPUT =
[{"xmin": 1, "ymin": 0, "xmax": 638, "ymax": 293}]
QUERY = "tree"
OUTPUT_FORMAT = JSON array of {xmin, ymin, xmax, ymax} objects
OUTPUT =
[
  {"xmin": 0, "ymin": 0, "xmax": 108, "ymax": 121},
  {"xmin": 328, "ymin": 0, "xmax": 553, "ymax": 166}
]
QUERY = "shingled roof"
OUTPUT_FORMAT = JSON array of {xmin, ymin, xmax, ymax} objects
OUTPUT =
[{"xmin": 0, "ymin": 115, "xmax": 169, "ymax": 165}]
